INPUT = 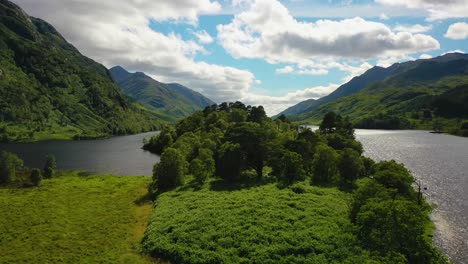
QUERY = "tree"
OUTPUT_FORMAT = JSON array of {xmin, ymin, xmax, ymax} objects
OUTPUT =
[
  {"xmin": 338, "ymin": 148, "xmax": 364, "ymax": 185},
  {"xmin": 319, "ymin": 112, "xmax": 337, "ymax": 134},
  {"xmin": 247, "ymin": 106, "xmax": 267, "ymax": 123},
  {"xmin": 225, "ymin": 122, "xmax": 273, "ymax": 178},
  {"xmin": 190, "ymin": 148, "xmax": 215, "ymax": 184},
  {"xmin": 43, "ymin": 154, "xmax": 57, "ymax": 179},
  {"xmin": 153, "ymin": 148, "xmax": 186, "ymax": 191},
  {"xmin": 356, "ymin": 198, "xmax": 435, "ymax": 263},
  {"xmin": 30, "ymin": 168, "xmax": 42, "ymax": 186},
  {"xmin": 361, "ymin": 157, "xmax": 375, "ymax": 177},
  {"xmin": 311, "ymin": 144, "xmax": 339, "ymax": 185},
  {"xmin": 278, "ymin": 151, "xmax": 306, "ymax": 184},
  {"xmin": 372, "ymin": 160, "xmax": 415, "ymax": 199},
  {"xmin": 143, "ymin": 127, "xmax": 174, "ymax": 154},
  {"xmin": 0, "ymin": 151, "xmax": 23, "ymax": 184},
  {"xmin": 217, "ymin": 142, "xmax": 244, "ymax": 181}
]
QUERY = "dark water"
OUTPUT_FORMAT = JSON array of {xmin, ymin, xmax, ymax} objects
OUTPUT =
[
  {"xmin": 355, "ymin": 129, "xmax": 468, "ymax": 264},
  {"xmin": 0, "ymin": 132, "xmax": 160, "ymax": 176}
]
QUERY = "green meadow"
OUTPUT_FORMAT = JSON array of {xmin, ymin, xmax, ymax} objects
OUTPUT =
[{"xmin": 0, "ymin": 172, "xmax": 155, "ymax": 264}]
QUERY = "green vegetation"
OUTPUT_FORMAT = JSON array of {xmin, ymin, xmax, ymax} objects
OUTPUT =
[
  {"xmin": 0, "ymin": 1, "xmax": 160, "ymax": 142},
  {"xmin": 142, "ymin": 104, "xmax": 446, "ymax": 263},
  {"xmin": 0, "ymin": 171, "xmax": 155, "ymax": 263},
  {"xmin": 110, "ymin": 66, "xmax": 214, "ymax": 123},
  {"xmin": 280, "ymin": 53, "xmax": 468, "ymax": 137}
]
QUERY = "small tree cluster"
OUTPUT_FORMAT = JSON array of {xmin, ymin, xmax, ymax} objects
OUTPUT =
[{"xmin": 0, "ymin": 151, "xmax": 23, "ymax": 184}]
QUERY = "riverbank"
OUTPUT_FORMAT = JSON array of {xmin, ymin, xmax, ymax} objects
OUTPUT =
[{"xmin": 0, "ymin": 171, "xmax": 155, "ymax": 263}]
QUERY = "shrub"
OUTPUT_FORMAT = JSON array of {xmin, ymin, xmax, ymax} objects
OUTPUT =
[
  {"xmin": 30, "ymin": 168, "xmax": 42, "ymax": 186},
  {"xmin": 43, "ymin": 154, "xmax": 57, "ymax": 179}
]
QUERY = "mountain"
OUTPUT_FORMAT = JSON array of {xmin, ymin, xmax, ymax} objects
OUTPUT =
[
  {"xmin": 110, "ymin": 66, "xmax": 214, "ymax": 123},
  {"xmin": 0, "ymin": 0, "xmax": 160, "ymax": 141},
  {"xmin": 278, "ymin": 53, "xmax": 468, "ymax": 119},
  {"xmin": 288, "ymin": 53, "xmax": 468, "ymax": 136}
]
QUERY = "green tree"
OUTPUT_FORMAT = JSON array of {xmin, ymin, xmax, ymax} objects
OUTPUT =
[
  {"xmin": 372, "ymin": 160, "xmax": 415, "ymax": 199},
  {"xmin": 319, "ymin": 112, "xmax": 337, "ymax": 134},
  {"xmin": 338, "ymin": 148, "xmax": 364, "ymax": 185},
  {"xmin": 30, "ymin": 168, "xmax": 42, "ymax": 186},
  {"xmin": 217, "ymin": 142, "xmax": 244, "ymax": 181},
  {"xmin": 225, "ymin": 122, "xmax": 273, "ymax": 178},
  {"xmin": 311, "ymin": 144, "xmax": 339, "ymax": 185},
  {"xmin": 247, "ymin": 106, "xmax": 267, "ymax": 123},
  {"xmin": 143, "ymin": 128, "xmax": 174, "ymax": 154},
  {"xmin": 356, "ymin": 198, "xmax": 437, "ymax": 263},
  {"xmin": 43, "ymin": 154, "xmax": 57, "ymax": 179},
  {"xmin": 278, "ymin": 151, "xmax": 306, "ymax": 184},
  {"xmin": 190, "ymin": 148, "xmax": 215, "ymax": 184},
  {"xmin": 361, "ymin": 157, "xmax": 375, "ymax": 177},
  {"xmin": 153, "ymin": 148, "xmax": 186, "ymax": 191},
  {"xmin": 0, "ymin": 151, "xmax": 23, "ymax": 184}
]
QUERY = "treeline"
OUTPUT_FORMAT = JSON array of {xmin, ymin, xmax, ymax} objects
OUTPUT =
[
  {"xmin": 0, "ymin": 151, "xmax": 56, "ymax": 187},
  {"xmin": 143, "ymin": 103, "xmax": 446, "ymax": 263}
]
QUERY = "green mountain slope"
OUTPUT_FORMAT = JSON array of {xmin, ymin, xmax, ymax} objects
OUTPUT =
[
  {"xmin": 0, "ymin": 0, "xmax": 159, "ymax": 141},
  {"xmin": 110, "ymin": 66, "xmax": 214, "ymax": 123},
  {"xmin": 292, "ymin": 56, "xmax": 468, "ymax": 136},
  {"xmin": 279, "ymin": 53, "xmax": 468, "ymax": 119}
]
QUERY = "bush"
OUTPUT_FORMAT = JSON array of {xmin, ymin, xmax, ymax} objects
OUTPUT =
[
  {"xmin": 338, "ymin": 148, "xmax": 364, "ymax": 186},
  {"xmin": 0, "ymin": 151, "xmax": 23, "ymax": 184},
  {"xmin": 30, "ymin": 168, "xmax": 42, "ymax": 186},
  {"xmin": 153, "ymin": 148, "xmax": 186, "ymax": 191},
  {"xmin": 311, "ymin": 144, "xmax": 339, "ymax": 185},
  {"xmin": 43, "ymin": 154, "xmax": 57, "ymax": 179}
]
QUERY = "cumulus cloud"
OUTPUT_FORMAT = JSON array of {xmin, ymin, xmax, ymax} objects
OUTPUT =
[
  {"xmin": 419, "ymin": 54, "xmax": 433, "ymax": 59},
  {"xmin": 12, "ymin": 0, "xmax": 255, "ymax": 103},
  {"xmin": 193, "ymin": 30, "xmax": 215, "ymax": 44},
  {"xmin": 394, "ymin": 24, "xmax": 432, "ymax": 33},
  {"xmin": 379, "ymin": 13, "xmax": 389, "ymax": 20},
  {"xmin": 376, "ymin": 0, "xmax": 468, "ymax": 20},
  {"xmin": 218, "ymin": 0, "xmax": 440, "ymax": 63},
  {"xmin": 444, "ymin": 22, "xmax": 468, "ymax": 40},
  {"xmin": 241, "ymin": 84, "xmax": 340, "ymax": 116},
  {"xmin": 276, "ymin": 66, "xmax": 295, "ymax": 74}
]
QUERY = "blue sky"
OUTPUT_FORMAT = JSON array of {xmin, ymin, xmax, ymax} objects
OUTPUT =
[{"xmin": 14, "ymin": 0, "xmax": 468, "ymax": 115}]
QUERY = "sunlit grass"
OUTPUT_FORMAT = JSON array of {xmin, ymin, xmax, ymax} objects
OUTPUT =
[{"xmin": 0, "ymin": 172, "xmax": 156, "ymax": 263}]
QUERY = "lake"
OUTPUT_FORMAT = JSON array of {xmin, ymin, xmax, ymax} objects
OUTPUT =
[
  {"xmin": 355, "ymin": 129, "xmax": 468, "ymax": 264},
  {"xmin": 1, "ymin": 129, "xmax": 467, "ymax": 262},
  {"xmin": 0, "ymin": 132, "xmax": 161, "ymax": 176}
]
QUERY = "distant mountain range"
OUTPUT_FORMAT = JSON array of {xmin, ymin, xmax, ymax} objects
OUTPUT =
[
  {"xmin": 0, "ymin": 0, "xmax": 162, "ymax": 141},
  {"xmin": 110, "ymin": 66, "xmax": 214, "ymax": 123},
  {"xmin": 278, "ymin": 53, "xmax": 468, "ymax": 136}
]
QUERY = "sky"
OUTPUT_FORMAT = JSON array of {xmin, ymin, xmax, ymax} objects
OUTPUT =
[{"xmin": 12, "ymin": 0, "xmax": 468, "ymax": 115}]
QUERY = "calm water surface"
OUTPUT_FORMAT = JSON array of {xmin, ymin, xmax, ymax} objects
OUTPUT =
[
  {"xmin": 0, "ymin": 132, "xmax": 160, "ymax": 176},
  {"xmin": 355, "ymin": 129, "xmax": 468, "ymax": 264}
]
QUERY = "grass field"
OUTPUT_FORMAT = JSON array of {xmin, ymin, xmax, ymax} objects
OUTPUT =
[
  {"xmin": 143, "ymin": 180, "xmax": 376, "ymax": 264},
  {"xmin": 0, "ymin": 172, "xmax": 155, "ymax": 264}
]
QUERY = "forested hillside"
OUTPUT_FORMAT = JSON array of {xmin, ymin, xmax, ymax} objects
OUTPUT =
[
  {"xmin": 110, "ymin": 66, "xmax": 214, "ymax": 123},
  {"xmin": 283, "ymin": 54, "xmax": 468, "ymax": 136},
  {"xmin": 0, "ymin": 0, "xmax": 159, "ymax": 141}
]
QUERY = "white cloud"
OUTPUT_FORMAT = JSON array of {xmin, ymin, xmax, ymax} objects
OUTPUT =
[
  {"xmin": 444, "ymin": 22, "xmax": 468, "ymax": 40},
  {"xmin": 254, "ymin": 79, "xmax": 262, "ymax": 84},
  {"xmin": 276, "ymin": 66, "xmax": 295, "ymax": 74},
  {"xmin": 419, "ymin": 54, "xmax": 432, "ymax": 59},
  {"xmin": 12, "ymin": 0, "xmax": 257, "ymax": 103},
  {"xmin": 218, "ymin": 0, "xmax": 440, "ymax": 63},
  {"xmin": 377, "ymin": 55, "xmax": 415, "ymax": 67},
  {"xmin": 394, "ymin": 24, "xmax": 432, "ymax": 33},
  {"xmin": 379, "ymin": 13, "xmax": 389, "ymax": 20},
  {"xmin": 442, "ymin": 50, "xmax": 466, "ymax": 55},
  {"xmin": 193, "ymin": 30, "xmax": 214, "ymax": 44},
  {"xmin": 296, "ymin": 68, "xmax": 329, "ymax": 75},
  {"xmin": 376, "ymin": 0, "xmax": 468, "ymax": 20},
  {"xmin": 242, "ymin": 84, "xmax": 340, "ymax": 116}
]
